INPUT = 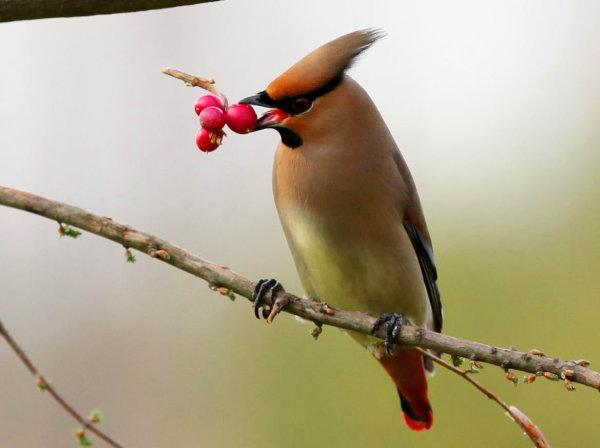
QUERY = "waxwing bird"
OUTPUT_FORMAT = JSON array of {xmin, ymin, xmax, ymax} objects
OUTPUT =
[{"xmin": 242, "ymin": 29, "xmax": 442, "ymax": 431}]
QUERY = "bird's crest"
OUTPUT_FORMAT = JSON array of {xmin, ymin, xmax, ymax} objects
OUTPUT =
[{"xmin": 266, "ymin": 29, "xmax": 384, "ymax": 101}]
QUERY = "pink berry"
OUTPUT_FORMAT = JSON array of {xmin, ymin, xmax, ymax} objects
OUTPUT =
[
  {"xmin": 226, "ymin": 104, "xmax": 258, "ymax": 134},
  {"xmin": 194, "ymin": 95, "xmax": 224, "ymax": 115},
  {"xmin": 199, "ymin": 106, "xmax": 226, "ymax": 131},
  {"xmin": 196, "ymin": 128, "xmax": 224, "ymax": 153}
]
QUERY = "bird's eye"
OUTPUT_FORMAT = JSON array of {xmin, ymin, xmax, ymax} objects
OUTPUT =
[{"xmin": 290, "ymin": 97, "xmax": 313, "ymax": 115}]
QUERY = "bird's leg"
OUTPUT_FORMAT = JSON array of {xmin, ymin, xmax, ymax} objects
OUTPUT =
[
  {"xmin": 371, "ymin": 313, "xmax": 409, "ymax": 355},
  {"xmin": 252, "ymin": 278, "xmax": 288, "ymax": 323}
]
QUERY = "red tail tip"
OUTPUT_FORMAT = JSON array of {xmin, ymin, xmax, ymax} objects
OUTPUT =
[{"xmin": 403, "ymin": 411, "xmax": 433, "ymax": 431}]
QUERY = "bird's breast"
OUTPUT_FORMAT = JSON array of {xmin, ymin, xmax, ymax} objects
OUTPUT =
[{"xmin": 273, "ymin": 145, "xmax": 428, "ymax": 327}]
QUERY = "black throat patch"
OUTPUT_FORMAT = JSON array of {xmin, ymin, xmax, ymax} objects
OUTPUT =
[{"xmin": 276, "ymin": 127, "xmax": 303, "ymax": 149}]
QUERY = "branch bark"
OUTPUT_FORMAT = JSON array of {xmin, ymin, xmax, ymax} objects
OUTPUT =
[
  {"xmin": 1, "ymin": 185, "xmax": 599, "ymax": 392},
  {"xmin": 0, "ymin": 0, "xmax": 220, "ymax": 23}
]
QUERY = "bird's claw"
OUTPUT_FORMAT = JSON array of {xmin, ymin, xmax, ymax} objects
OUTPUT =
[
  {"xmin": 253, "ymin": 278, "xmax": 287, "ymax": 323},
  {"xmin": 371, "ymin": 313, "xmax": 409, "ymax": 355}
]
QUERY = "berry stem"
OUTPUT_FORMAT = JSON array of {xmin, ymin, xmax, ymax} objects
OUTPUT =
[{"xmin": 162, "ymin": 67, "xmax": 228, "ymax": 108}]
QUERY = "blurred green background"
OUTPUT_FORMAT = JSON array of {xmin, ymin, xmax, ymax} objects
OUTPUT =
[{"xmin": 1, "ymin": 1, "xmax": 599, "ymax": 446}]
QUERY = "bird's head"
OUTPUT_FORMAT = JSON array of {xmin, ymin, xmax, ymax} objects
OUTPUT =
[{"xmin": 240, "ymin": 29, "xmax": 383, "ymax": 149}]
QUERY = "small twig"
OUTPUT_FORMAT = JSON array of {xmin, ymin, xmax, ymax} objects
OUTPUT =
[
  {"xmin": 0, "ymin": 321, "xmax": 124, "ymax": 448},
  {"xmin": 418, "ymin": 348, "xmax": 551, "ymax": 448},
  {"xmin": 162, "ymin": 67, "xmax": 228, "ymax": 108}
]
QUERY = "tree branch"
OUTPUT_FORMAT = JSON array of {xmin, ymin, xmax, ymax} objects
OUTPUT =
[
  {"xmin": 1, "ymin": 184, "xmax": 598, "ymax": 393},
  {"xmin": 0, "ymin": 320, "xmax": 125, "ymax": 447},
  {"xmin": 0, "ymin": 0, "xmax": 220, "ymax": 23}
]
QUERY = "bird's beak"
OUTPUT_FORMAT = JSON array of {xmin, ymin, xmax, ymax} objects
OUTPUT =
[
  {"xmin": 240, "ymin": 91, "xmax": 303, "ymax": 148},
  {"xmin": 240, "ymin": 93, "xmax": 290, "ymax": 130},
  {"xmin": 239, "ymin": 93, "xmax": 274, "ymax": 109}
]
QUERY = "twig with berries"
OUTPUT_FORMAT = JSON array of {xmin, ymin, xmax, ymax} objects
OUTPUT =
[
  {"xmin": 0, "ymin": 320, "xmax": 124, "ymax": 448},
  {"xmin": 163, "ymin": 67, "xmax": 258, "ymax": 152}
]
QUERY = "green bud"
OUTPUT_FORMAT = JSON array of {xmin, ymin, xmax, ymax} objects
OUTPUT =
[
  {"xmin": 451, "ymin": 356, "xmax": 464, "ymax": 367},
  {"xmin": 89, "ymin": 409, "xmax": 103, "ymax": 423},
  {"xmin": 79, "ymin": 435, "xmax": 93, "ymax": 446}
]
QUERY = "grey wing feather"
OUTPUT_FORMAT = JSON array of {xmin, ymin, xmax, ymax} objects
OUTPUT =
[
  {"xmin": 403, "ymin": 220, "xmax": 443, "ymax": 333},
  {"xmin": 403, "ymin": 220, "xmax": 443, "ymax": 373}
]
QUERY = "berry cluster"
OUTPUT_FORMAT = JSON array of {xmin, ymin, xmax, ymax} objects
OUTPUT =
[{"xmin": 194, "ymin": 95, "xmax": 258, "ymax": 152}]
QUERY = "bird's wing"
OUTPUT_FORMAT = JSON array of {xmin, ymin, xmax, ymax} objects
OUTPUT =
[
  {"xmin": 391, "ymin": 150, "xmax": 443, "ymax": 333},
  {"xmin": 403, "ymin": 220, "xmax": 443, "ymax": 333}
]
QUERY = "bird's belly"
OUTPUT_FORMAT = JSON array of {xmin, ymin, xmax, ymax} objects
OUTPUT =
[{"xmin": 282, "ymin": 209, "xmax": 428, "ymax": 328}]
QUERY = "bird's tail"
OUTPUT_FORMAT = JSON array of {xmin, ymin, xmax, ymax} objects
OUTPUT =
[{"xmin": 376, "ymin": 347, "xmax": 433, "ymax": 431}]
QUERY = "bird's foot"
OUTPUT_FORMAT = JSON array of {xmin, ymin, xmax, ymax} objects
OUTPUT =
[
  {"xmin": 252, "ymin": 278, "xmax": 288, "ymax": 323},
  {"xmin": 371, "ymin": 313, "xmax": 409, "ymax": 355}
]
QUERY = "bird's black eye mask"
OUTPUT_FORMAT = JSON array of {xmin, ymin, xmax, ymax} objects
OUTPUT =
[
  {"xmin": 241, "ymin": 75, "xmax": 343, "ymax": 149},
  {"xmin": 255, "ymin": 74, "xmax": 343, "ymax": 116}
]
